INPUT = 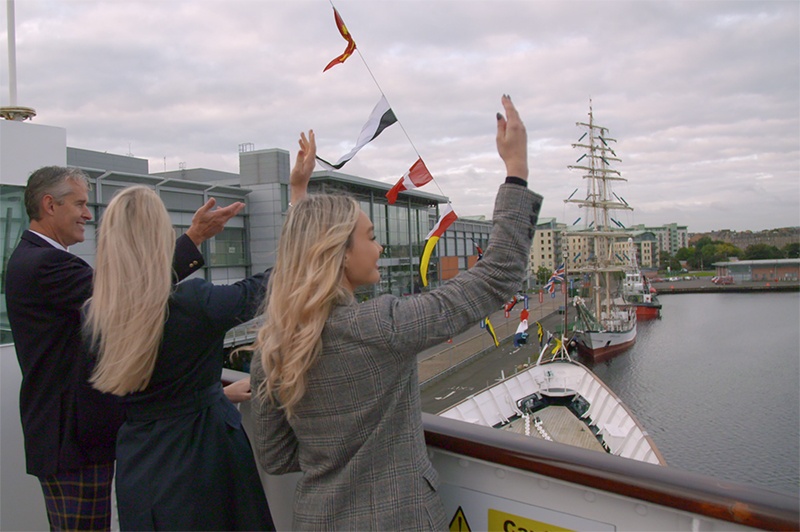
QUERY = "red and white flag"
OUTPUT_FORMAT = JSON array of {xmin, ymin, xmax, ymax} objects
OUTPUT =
[{"xmin": 386, "ymin": 158, "xmax": 434, "ymax": 204}]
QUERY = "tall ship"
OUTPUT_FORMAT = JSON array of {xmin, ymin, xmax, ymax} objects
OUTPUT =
[{"xmin": 565, "ymin": 104, "xmax": 637, "ymax": 361}]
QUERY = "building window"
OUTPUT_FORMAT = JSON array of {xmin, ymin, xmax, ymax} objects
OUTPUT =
[
  {"xmin": 100, "ymin": 183, "xmax": 126, "ymax": 204},
  {"xmin": 210, "ymin": 227, "xmax": 247, "ymax": 266},
  {"xmin": 387, "ymin": 204, "xmax": 411, "ymax": 259},
  {"xmin": 280, "ymin": 184, "xmax": 289, "ymax": 211},
  {"xmin": 159, "ymin": 190, "xmax": 204, "ymax": 212},
  {"xmin": 1, "ymin": 185, "xmax": 27, "ymax": 344}
]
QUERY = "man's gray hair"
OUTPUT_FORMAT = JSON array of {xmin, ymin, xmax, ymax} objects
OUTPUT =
[{"xmin": 24, "ymin": 166, "xmax": 91, "ymax": 221}]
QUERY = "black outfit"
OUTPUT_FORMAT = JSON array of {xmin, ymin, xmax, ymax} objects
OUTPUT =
[
  {"xmin": 114, "ymin": 275, "xmax": 274, "ymax": 531},
  {"xmin": 5, "ymin": 230, "xmax": 203, "ymax": 477}
]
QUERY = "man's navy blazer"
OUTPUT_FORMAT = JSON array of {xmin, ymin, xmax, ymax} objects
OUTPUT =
[{"xmin": 5, "ymin": 230, "xmax": 203, "ymax": 477}]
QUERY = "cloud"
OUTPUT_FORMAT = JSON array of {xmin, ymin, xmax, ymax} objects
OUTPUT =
[{"xmin": 3, "ymin": 0, "xmax": 798, "ymax": 232}]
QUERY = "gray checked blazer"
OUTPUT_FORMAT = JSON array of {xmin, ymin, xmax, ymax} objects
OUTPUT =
[{"xmin": 251, "ymin": 183, "xmax": 542, "ymax": 530}]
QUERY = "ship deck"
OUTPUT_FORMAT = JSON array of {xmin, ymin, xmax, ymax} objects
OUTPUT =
[{"xmin": 500, "ymin": 405, "xmax": 607, "ymax": 453}]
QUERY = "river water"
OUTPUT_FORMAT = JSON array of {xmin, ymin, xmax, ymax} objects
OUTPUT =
[{"xmin": 582, "ymin": 291, "xmax": 799, "ymax": 496}]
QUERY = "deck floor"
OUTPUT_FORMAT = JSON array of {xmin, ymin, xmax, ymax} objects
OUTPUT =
[{"xmin": 500, "ymin": 405, "xmax": 607, "ymax": 453}]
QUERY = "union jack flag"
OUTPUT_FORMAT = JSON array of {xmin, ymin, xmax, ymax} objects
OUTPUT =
[{"xmin": 543, "ymin": 263, "xmax": 565, "ymax": 293}]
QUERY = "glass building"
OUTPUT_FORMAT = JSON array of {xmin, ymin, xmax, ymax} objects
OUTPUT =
[
  {"xmin": 306, "ymin": 171, "xmax": 443, "ymax": 300},
  {"xmin": 1, "ymin": 143, "xmax": 499, "ymax": 340},
  {"xmin": 304, "ymin": 172, "xmax": 493, "ymax": 300}
]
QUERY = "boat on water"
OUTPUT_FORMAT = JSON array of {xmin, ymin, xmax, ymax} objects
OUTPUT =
[
  {"xmin": 571, "ymin": 295, "xmax": 637, "ymax": 359},
  {"xmin": 564, "ymin": 103, "xmax": 637, "ymax": 361},
  {"xmin": 622, "ymin": 239, "xmax": 662, "ymax": 319},
  {"xmin": 438, "ymin": 334, "xmax": 665, "ymax": 465}
]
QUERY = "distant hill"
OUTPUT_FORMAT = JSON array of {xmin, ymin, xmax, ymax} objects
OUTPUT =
[{"xmin": 689, "ymin": 227, "xmax": 799, "ymax": 249}]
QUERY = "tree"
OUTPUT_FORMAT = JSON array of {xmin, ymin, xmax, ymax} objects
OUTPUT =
[
  {"xmin": 536, "ymin": 265, "xmax": 551, "ymax": 286},
  {"xmin": 744, "ymin": 243, "xmax": 783, "ymax": 260},
  {"xmin": 782, "ymin": 242, "xmax": 800, "ymax": 258},
  {"xmin": 698, "ymin": 242, "xmax": 742, "ymax": 266},
  {"xmin": 675, "ymin": 247, "xmax": 694, "ymax": 261},
  {"xmin": 676, "ymin": 238, "xmax": 739, "ymax": 270},
  {"xmin": 716, "ymin": 243, "xmax": 743, "ymax": 261},
  {"xmin": 675, "ymin": 246, "xmax": 699, "ymax": 270},
  {"xmin": 659, "ymin": 251, "xmax": 681, "ymax": 272},
  {"xmin": 693, "ymin": 236, "xmax": 714, "ymax": 251}
]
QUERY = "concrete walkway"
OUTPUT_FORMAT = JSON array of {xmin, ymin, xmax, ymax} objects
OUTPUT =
[{"xmin": 417, "ymin": 297, "xmax": 562, "ymax": 384}]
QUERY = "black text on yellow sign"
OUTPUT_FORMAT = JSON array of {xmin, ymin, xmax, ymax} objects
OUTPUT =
[{"xmin": 488, "ymin": 508, "xmax": 574, "ymax": 532}]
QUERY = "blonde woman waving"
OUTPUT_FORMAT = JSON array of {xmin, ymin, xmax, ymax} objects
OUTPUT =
[
  {"xmin": 85, "ymin": 132, "xmax": 316, "ymax": 530},
  {"xmin": 250, "ymin": 96, "xmax": 542, "ymax": 530}
]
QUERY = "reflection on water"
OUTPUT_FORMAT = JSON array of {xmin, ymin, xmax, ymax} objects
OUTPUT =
[{"xmin": 584, "ymin": 292, "xmax": 800, "ymax": 495}]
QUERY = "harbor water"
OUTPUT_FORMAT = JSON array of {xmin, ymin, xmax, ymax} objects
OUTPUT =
[{"xmin": 583, "ymin": 291, "xmax": 800, "ymax": 496}]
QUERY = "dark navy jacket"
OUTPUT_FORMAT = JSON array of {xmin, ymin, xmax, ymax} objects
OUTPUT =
[
  {"xmin": 4, "ymin": 230, "xmax": 203, "ymax": 477},
  {"xmin": 114, "ymin": 274, "xmax": 273, "ymax": 530}
]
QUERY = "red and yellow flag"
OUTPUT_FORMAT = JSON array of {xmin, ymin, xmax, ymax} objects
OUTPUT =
[
  {"xmin": 323, "ymin": 7, "xmax": 357, "ymax": 72},
  {"xmin": 419, "ymin": 204, "xmax": 457, "ymax": 287}
]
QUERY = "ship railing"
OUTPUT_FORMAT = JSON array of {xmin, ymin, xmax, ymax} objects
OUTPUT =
[
  {"xmin": 240, "ymin": 400, "xmax": 798, "ymax": 532},
  {"xmin": 1, "ymin": 350, "xmax": 796, "ymax": 531},
  {"xmin": 421, "ymin": 413, "xmax": 798, "ymax": 531},
  {"xmin": 226, "ymin": 364, "xmax": 800, "ymax": 532}
]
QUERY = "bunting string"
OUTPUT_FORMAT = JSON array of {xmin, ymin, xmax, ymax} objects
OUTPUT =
[
  {"xmin": 321, "ymin": 1, "xmax": 450, "ymax": 201},
  {"xmin": 319, "ymin": 2, "xmax": 538, "ymax": 290}
]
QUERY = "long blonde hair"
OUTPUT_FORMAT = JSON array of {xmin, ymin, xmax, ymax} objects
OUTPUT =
[
  {"xmin": 255, "ymin": 194, "xmax": 360, "ymax": 418},
  {"xmin": 85, "ymin": 186, "xmax": 175, "ymax": 395}
]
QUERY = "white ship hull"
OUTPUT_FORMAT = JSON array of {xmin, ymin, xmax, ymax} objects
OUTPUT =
[
  {"xmin": 438, "ymin": 354, "xmax": 663, "ymax": 465},
  {"xmin": 574, "ymin": 322, "xmax": 637, "ymax": 361},
  {"xmin": 572, "ymin": 297, "xmax": 638, "ymax": 361}
]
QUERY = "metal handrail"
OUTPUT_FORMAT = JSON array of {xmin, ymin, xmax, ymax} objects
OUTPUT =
[{"xmin": 423, "ymin": 413, "xmax": 799, "ymax": 531}]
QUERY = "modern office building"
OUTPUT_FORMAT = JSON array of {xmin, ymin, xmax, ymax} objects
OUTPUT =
[{"xmin": 1, "ymin": 119, "xmax": 476, "ymax": 341}]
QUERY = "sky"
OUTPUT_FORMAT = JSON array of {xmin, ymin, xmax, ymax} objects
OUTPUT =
[{"xmin": 2, "ymin": 0, "xmax": 798, "ymax": 233}]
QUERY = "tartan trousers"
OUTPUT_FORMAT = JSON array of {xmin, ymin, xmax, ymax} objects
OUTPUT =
[{"xmin": 39, "ymin": 461, "xmax": 114, "ymax": 531}]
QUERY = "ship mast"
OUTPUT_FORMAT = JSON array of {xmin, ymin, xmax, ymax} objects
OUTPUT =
[{"xmin": 565, "ymin": 102, "xmax": 633, "ymax": 321}]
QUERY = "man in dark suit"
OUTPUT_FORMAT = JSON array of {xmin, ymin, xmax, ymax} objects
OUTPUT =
[{"xmin": 4, "ymin": 165, "xmax": 244, "ymax": 531}]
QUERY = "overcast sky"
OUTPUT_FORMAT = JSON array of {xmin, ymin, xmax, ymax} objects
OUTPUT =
[{"xmin": 3, "ymin": 0, "xmax": 798, "ymax": 233}]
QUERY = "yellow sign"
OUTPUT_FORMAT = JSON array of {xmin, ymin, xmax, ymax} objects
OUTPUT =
[
  {"xmin": 449, "ymin": 506, "xmax": 472, "ymax": 532},
  {"xmin": 488, "ymin": 508, "xmax": 574, "ymax": 532}
]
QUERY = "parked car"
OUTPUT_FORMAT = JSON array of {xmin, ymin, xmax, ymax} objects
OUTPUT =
[{"xmin": 712, "ymin": 275, "xmax": 734, "ymax": 285}]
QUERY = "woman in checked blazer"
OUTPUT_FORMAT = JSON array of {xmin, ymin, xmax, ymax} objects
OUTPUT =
[{"xmin": 250, "ymin": 95, "xmax": 543, "ymax": 530}]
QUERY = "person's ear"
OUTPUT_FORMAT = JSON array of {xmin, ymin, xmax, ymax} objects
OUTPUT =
[{"xmin": 42, "ymin": 194, "xmax": 56, "ymax": 215}]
